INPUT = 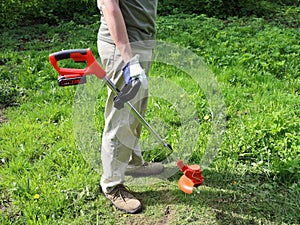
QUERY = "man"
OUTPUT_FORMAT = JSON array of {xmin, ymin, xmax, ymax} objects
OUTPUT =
[{"xmin": 97, "ymin": 0, "xmax": 164, "ymax": 214}]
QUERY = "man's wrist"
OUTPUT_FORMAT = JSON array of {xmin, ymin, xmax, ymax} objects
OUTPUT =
[{"xmin": 116, "ymin": 43, "xmax": 133, "ymax": 63}]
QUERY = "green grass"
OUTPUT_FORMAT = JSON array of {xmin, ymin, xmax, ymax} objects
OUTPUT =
[{"xmin": 1, "ymin": 13, "xmax": 300, "ymax": 224}]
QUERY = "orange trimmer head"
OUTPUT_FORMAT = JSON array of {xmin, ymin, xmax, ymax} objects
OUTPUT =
[{"xmin": 177, "ymin": 160, "xmax": 204, "ymax": 194}]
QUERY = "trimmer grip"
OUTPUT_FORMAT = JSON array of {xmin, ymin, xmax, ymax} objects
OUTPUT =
[
  {"xmin": 49, "ymin": 48, "xmax": 106, "ymax": 81},
  {"xmin": 51, "ymin": 49, "xmax": 88, "ymax": 62}
]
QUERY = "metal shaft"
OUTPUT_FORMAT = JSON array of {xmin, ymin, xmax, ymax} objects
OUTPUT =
[{"xmin": 104, "ymin": 77, "xmax": 173, "ymax": 153}]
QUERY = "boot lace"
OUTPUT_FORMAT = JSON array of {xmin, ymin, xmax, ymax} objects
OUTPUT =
[{"xmin": 109, "ymin": 184, "xmax": 133, "ymax": 202}]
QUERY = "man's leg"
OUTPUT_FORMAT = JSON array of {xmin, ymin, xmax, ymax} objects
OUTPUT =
[
  {"xmin": 97, "ymin": 40, "xmax": 163, "ymax": 213},
  {"xmin": 98, "ymin": 40, "xmax": 160, "ymax": 190},
  {"xmin": 97, "ymin": 40, "xmax": 144, "ymax": 214}
]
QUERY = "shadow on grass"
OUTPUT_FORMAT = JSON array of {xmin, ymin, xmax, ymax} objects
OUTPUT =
[{"xmin": 134, "ymin": 169, "xmax": 299, "ymax": 225}]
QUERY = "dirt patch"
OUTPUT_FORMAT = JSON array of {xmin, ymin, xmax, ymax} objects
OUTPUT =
[
  {"xmin": 0, "ymin": 108, "xmax": 7, "ymax": 124},
  {"xmin": 158, "ymin": 205, "xmax": 176, "ymax": 225},
  {"xmin": 1, "ymin": 192, "xmax": 12, "ymax": 214},
  {"xmin": 119, "ymin": 206, "xmax": 177, "ymax": 225},
  {"xmin": 0, "ymin": 196, "xmax": 12, "ymax": 213},
  {"xmin": 0, "ymin": 194, "xmax": 21, "ymax": 222}
]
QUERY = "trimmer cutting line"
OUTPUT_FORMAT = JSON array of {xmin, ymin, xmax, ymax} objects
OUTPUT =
[{"xmin": 49, "ymin": 48, "xmax": 204, "ymax": 194}]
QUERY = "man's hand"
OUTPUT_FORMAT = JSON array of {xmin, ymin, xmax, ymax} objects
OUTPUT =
[
  {"xmin": 113, "ymin": 55, "xmax": 148, "ymax": 109},
  {"xmin": 122, "ymin": 55, "xmax": 148, "ymax": 89}
]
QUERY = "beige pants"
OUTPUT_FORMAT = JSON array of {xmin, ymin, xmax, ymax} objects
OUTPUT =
[{"xmin": 97, "ymin": 40, "xmax": 153, "ymax": 192}]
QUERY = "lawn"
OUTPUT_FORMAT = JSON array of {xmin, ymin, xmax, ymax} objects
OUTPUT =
[{"xmin": 0, "ymin": 13, "xmax": 299, "ymax": 224}]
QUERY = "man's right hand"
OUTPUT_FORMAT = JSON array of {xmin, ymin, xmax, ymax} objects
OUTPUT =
[
  {"xmin": 122, "ymin": 55, "xmax": 148, "ymax": 89},
  {"xmin": 113, "ymin": 55, "xmax": 148, "ymax": 109}
]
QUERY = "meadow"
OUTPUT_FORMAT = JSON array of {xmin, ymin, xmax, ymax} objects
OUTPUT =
[{"xmin": 0, "ymin": 12, "xmax": 299, "ymax": 224}]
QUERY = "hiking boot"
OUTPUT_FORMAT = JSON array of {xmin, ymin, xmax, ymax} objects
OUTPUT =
[
  {"xmin": 104, "ymin": 184, "xmax": 142, "ymax": 214},
  {"xmin": 125, "ymin": 162, "xmax": 164, "ymax": 177}
]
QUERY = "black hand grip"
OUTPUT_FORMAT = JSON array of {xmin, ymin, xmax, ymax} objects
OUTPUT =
[{"xmin": 53, "ymin": 49, "xmax": 87, "ymax": 61}]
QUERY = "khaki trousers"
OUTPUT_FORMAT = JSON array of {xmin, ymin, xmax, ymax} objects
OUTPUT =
[{"xmin": 97, "ymin": 40, "xmax": 153, "ymax": 192}]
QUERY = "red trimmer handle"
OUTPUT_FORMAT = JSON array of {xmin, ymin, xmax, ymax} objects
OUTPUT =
[{"xmin": 49, "ymin": 48, "xmax": 106, "ymax": 80}]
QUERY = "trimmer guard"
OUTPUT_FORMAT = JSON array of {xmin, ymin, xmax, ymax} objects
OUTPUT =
[{"xmin": 178, "ymin": 175, "xmax": 195, "ymax": 194}]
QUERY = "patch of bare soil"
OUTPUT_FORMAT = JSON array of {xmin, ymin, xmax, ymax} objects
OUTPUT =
[
  {"xmin": 0, "ymin": 108, "xmax": 7, "ymax": 124},
  {"xmin": 158, "ymin": 205, "xmax": 176, "ymax": 225},
  {"xmin": 120, "ymin": 206, "xmax": 177, "ymax": 225},
  {"xmin": 0, "ymin": 193, "xmax": 21, "ymax": 222}
]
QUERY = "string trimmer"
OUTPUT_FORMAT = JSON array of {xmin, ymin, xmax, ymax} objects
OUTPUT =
[{"xmin": 49, "ymin": 48, "xmax": 204, "ymax": 194}]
